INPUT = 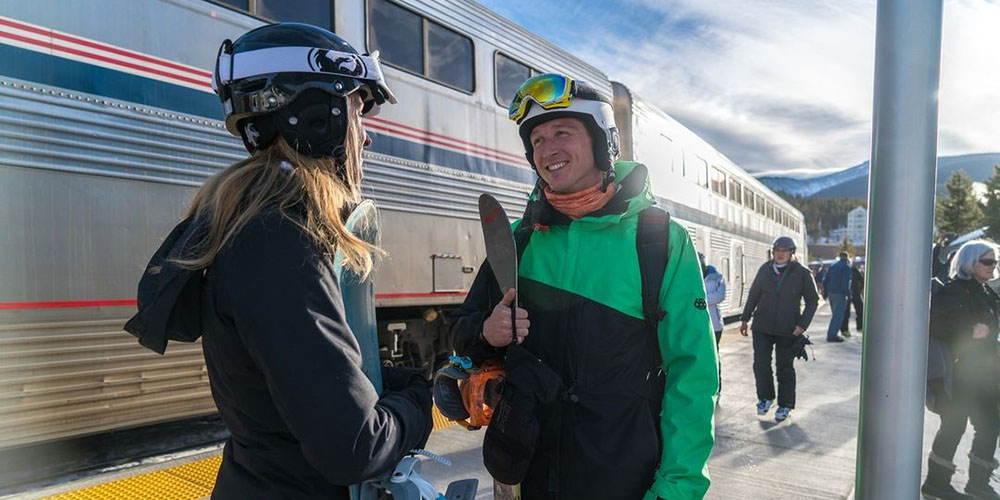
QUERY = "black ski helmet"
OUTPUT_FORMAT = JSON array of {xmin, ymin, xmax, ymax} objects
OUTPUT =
[
  {"xmin": 212, "ymin": 23, "xmax": 396, "ymax": 157},
  {"xmin": 772, "ymin": 236, "xmax": 797, "ymax": 253},
  {"xmin": 511, "ymin": 74, "xmax": 620, "ymax": 181}
]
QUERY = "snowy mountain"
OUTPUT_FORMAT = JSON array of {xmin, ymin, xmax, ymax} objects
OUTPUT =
[
  {"xmin": 756, "ymin": 163, "xmax": 869, "ymax": 197},
  {"xmin": 757, "ymin": 153, "xmax": 1000, "ymax": 199}
]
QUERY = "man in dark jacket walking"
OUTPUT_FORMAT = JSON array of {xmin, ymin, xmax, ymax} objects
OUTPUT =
[
  {"xmin": 822, "ymin": 252, "xmax": 852, "ymax": 342},
  {"xmin": 841, "ymin": 263, "xmax": 864, "ymax": 334},
  {"xmin": 740, "ymin": 236, "xmax": 819, "ymax": 422}
]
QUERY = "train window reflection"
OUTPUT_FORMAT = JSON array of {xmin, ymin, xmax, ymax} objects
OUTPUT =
[
  {"xmin": 729, "ymin": 178, "xmax": 742, "ymax": 204},
  {"xmin": 711, "ymin": 167, "xmax": 726, "ymax": 196},
  {"xmin": 690, "ymin": 154, "xmax": 709, "ymax": 188},
  {"xmin": 369, "ymin": 0, "xmax": 423, "ymax": 75},
  {"xmin": 427, "ymin": 22, "xmax": 474, "ymax": 92},
  {"xmin": 210, "ymin": 0, "xmax": 249, "ymax": 11},
  {"xmin": 258, "ymin": 0, "xmax": 332, "ymax": 29},
  {"xmin": 495, "ymin": 53, "xmax": 532, "ymax": 107}
]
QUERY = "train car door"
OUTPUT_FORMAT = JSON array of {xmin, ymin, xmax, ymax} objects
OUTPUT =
[{"xmin": 730, "ymin": 242, "xmax": 746, "ymax": 309}]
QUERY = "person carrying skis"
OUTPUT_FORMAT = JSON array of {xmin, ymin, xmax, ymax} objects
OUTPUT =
[{"xmin": 452, "ymin": 73, "xmax": 718, "ymax": 500}]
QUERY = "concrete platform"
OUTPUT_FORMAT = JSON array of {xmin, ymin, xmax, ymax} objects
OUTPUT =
[
  {"xmin": 420, "ymin": 303, "xmax": 999, "ymax": 499},
  {"xmin": 11, "ymin": 304, "xmax": 995, "ymax": 499}
]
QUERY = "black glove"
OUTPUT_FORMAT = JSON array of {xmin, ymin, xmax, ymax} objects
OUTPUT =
[
  {"xmin": 792, "ymin": 334, "xmax": 813, "ymax": 361},
  {"xmin": 379, "ymin": 367, "xmax": 433, "ymax": 449},
  {"xmin": 382, "ymin": 366, "xmax": 427, "ymax": 392}
]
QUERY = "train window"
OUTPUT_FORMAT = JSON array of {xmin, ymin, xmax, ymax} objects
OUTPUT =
[
  {"xmin": 427, "ymin": 21, "xmax": 474, "ymax": 91},
  {"xmin": 211, "ymin": 0, "xmax": 249, "ymax": 10},
  {"xmin": 369, "ymin": 0, "xmax": 424, "ymax": 75},
  {"xmin": 743, "ymin": 186, "xmax": 753, "ymax": 207},
  {"xmin": 710, "ymin": 167, "xmax": 726, "ymax": 196},
  {"xmin": 755, "ymin": 194, "xmax": 765, "ymax": 215},
  {"xmin": 688, "ymin": 153, "xmax": 709, "ymax": 187},
  {"xmin": 257, "ymin": 0, "xmax": 333, "ymax": 29},
  {"xmin": 368, "ymin": 0, "xmax": 474, "ymax": 93},
  {"xmin": 729, "ymin": 178, "xmax": 742, "ymax": 204},
  {"xmin": 495, "ymin": 52, "xmax": 532, "ymax": 107}
]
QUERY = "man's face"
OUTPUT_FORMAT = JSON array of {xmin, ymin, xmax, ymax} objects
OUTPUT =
[
  {"xmin": 773, "ymin": 247, "xmax": 792, "ymax": 265},
  {"xmin": 529, "ymin": 117, "xmax": 602, "ymax": 194}
]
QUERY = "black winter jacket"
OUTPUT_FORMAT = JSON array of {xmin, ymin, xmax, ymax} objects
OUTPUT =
[
  {"xmin": 929, "ymin": 278, "xmax": 1000, "ymax": 392},
  {"xmin": 741, "ymin": 261, "xmax": 819, "ymax": 337},
  {"xmin": 130, "ymin": 212, "xmax": 431, "ymax": 499}
]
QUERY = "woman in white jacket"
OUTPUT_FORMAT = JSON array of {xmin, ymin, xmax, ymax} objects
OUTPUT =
[{"xmin": 701, "ymin": 253, "xmax": 727, "ymax": 394}]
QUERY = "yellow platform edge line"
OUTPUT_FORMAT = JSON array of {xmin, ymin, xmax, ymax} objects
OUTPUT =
[
  {"xmin": 432, "ymin": 404, "xmax": 457, "ymax": 430},
  {"xmin": 41, "ymin": 413, "xmax": 454, "ymax": 500},
  {"xmin": 40, "ymin": 466, "xmax": 214, "ymax": 500}
]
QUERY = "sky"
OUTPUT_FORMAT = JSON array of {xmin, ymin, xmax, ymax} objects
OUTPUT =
[{"xmin": 474, "ymin": 0, "xmax": 1000, "ymax": 177}]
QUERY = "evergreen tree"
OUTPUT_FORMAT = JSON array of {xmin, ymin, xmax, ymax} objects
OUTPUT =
[
  {"xmin": 983, "ymin": 165, "xmax": 1000, "ymax": 242},
  {"xmin": 936, "ymin": 170, "xmax": 984, "ymax": 235},
  {"xmin": 837, "ymin": 236, "xmax": 855, "ymax": 257}
]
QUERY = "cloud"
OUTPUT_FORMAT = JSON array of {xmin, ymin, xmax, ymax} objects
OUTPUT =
[{"xmin": 475, "ymin": 0, "xmax": 1000, "ymax": 175}]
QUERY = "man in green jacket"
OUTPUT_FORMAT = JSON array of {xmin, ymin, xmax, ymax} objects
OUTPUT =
[{"xmin": 452, "ymin": 73, "xmax": 718, "ymax": 500}]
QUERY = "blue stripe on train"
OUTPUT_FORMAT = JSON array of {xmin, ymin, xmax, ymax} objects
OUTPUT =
[
  {"xmin": 366, "ymin": 131, "xmax": 535, "ymax": 185},
  {"xmin": 0, "ymin": 44, "xmax": 534, "ymax": 185}
]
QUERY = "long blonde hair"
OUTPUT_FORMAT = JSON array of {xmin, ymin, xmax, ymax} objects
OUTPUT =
[{"xmin": 175, "ymin": 100, "xmax": 378, "ymax": 277}]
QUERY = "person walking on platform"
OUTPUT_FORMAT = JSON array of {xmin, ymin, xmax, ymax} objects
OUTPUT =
[
  {"xmin": 452, "ymin": 73, "xmax": 718, "ymax": 500},
  {"xmin": 125, "ymin": 24, "xmax": 432, "ymax": 500},
  {"xmin": 740, "ymin": 236, "xmax": 819, "ymax": 422},
  {"xmin": 701, "ymin": 253, "xmax": 727, "ymax": 395},
  {"xmin": 922, "ymin": 240, "xmax": 1000, "ymax": 500},
  {"xmin": 822, "ymin": 252, "xmax": 852, "ymax": 342},
  {"xmin": 841, "ymin": 263, "xmax": 864, "ymax": 334}
]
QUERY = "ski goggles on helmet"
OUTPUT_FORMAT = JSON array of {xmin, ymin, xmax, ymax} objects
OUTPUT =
[
  {"xmin": 508, "ymin": 73, "xmax": 576, "ymax": 124},
  {"xmin": 214, "ymin": 45, "xmax": 396, "ymax": 130}
]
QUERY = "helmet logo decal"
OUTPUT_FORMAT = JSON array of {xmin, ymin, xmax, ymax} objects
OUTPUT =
[
  {"xmin": 308, "ymin": 49, "xmax": 364, "ymax": 77},
  {"xmin": 244, "ymin": 122, "xmax": 261, "ymax": 147}
]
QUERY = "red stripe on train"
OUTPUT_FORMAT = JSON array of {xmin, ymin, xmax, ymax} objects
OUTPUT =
[
  {"xmin": 0, "ymin": 300, "xmax": 138, "ymax": 310},
  {"xmin": 0, "ymin": 17, "xmax": 212, "ymax": 78},
  {"xmin": 0, "ymin": 293, "xmax": 466, "ymax": 310}
]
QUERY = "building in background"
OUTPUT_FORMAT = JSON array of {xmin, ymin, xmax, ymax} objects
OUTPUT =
[{"xmin": 848, "ymin": 206, "xmax": 867, "ymax": 244}]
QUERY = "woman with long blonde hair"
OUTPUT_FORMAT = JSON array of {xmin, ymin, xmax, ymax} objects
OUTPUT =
[{"xmin": 125, "ymin": 23, "xmax": 431, "ymax": 500}]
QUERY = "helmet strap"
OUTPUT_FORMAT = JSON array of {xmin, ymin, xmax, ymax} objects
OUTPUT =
[{"xmin": 600, "ymin": 169, "xmax": 615, "ymax": 192}]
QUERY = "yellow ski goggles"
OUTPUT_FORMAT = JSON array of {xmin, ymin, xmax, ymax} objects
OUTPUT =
[{"xmin": 507, "ymin": 73, "xmax": 576, "ymax": 124}]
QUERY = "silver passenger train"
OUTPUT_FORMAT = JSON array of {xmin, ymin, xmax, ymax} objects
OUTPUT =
[{"xmin": 0, "ymin": 0, "xmax": 805, "ymax": 449}]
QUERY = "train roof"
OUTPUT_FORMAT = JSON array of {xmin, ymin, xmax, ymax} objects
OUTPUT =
[{"xmin": 621, "ymin": 85, "xmax": 803, "ymax": 218}]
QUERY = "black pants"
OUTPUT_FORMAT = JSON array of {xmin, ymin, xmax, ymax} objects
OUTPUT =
[
  {"xmin": 841, "ymin": 293, "xmax": 864, "ymax": 332},
  {"xmin": 715, "ymin": 329, "xmax": 723, "ymax": 392},
  {"xmin": 752, "ymin": 331, "xmax": 796, "ymax": 408},
  {"xmin": 931, "ymin": 380, "xmax": 1000, "ymax": 463}
]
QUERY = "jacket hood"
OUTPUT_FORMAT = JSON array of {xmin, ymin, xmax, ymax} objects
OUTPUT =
[
  {"xmin": 524, "ymin": 161, "xmax": 656, "ymax": 226},
  {"xmin": 124, "ymin": 215, "xmax": 209, "ymax": 354},
  {"xmin": 706, "ymin": 265, "xmax": 720, "ymax": 276}
]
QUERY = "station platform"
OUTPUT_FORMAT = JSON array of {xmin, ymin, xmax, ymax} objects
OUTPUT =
[{"xmin": 6, "ymin": 303, "xmax": 997, "ymax": 500}]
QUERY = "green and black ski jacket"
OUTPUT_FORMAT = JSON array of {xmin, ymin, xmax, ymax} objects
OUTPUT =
[{"xmin": 453, "ymin": 162, "xmax": 718, "ymax": 500}]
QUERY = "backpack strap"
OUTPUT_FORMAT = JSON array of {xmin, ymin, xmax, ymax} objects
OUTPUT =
[{"xmin": 636, "ymin": 206, "xmax": 671, "ymax": 334}]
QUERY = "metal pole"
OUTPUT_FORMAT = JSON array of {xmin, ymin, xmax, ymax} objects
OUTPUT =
[{"xmin": 856, "ymin": 0, "xmax": 943, "ymax": 498}]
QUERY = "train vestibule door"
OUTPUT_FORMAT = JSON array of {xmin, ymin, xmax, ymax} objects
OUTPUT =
[{"xmin": 730, "ymin": 242, "xmax": 746, "ymax": 309}]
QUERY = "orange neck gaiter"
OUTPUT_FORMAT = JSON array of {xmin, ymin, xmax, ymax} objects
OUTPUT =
[{"xmin": 544, "ymin": 180, "xmax": 617, "ymax": 220}]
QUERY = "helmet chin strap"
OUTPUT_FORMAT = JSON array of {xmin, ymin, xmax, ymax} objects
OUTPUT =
[{"xmin": 599, "ymin": 169, "xmax": 616, "ymax": 192}]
